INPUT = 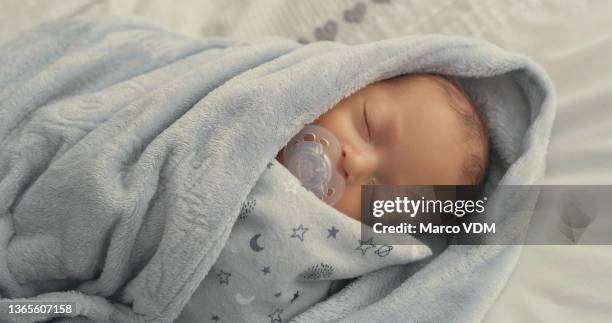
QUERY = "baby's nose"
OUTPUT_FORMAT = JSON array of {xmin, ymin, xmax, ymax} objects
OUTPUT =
[{"xmin": 339, "ymin": 145, "xmax": 377, "ymax": 185}]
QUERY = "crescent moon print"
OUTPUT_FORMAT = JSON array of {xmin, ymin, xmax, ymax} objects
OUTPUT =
[
  {"xmin": 249, "ymin": 233, "xmax": 264, "ymax": 252},
  {"xmin": 235, "ymin": 292, "xmax": 255, "ymax": 305}
]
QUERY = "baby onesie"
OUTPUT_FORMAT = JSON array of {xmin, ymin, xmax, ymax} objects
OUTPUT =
[{"xmin": 177, "ymin": 160, "xmax": 432, "ymax": 323}]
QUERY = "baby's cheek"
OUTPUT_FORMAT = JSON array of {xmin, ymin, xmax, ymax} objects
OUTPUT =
[{"xmin": 333, "ymin": 184, "xmax": 362, "ymax": 222}]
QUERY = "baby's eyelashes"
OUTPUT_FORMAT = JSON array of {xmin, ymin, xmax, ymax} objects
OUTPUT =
[{"xmin": 362, "ymin": 102, "xmax": 372, "ymax": 143}]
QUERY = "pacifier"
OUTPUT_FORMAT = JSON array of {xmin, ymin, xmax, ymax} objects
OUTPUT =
[{"xmin": 282, "ymin": 124, "xmax": 346, "ymax": 206}]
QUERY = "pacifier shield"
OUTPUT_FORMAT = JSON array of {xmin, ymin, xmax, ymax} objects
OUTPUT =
[{"xmin": 283, "ymin": 125, "xmax": 346, "ymax": 205}]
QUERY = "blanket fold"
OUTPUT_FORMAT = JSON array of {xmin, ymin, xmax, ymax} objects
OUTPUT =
[{"xmin": 0, "ymin": 17, "xmax": 555, "ymax": 323}]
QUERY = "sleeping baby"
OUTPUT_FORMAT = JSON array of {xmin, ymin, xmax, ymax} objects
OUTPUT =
[{"xmin": 177, "ymin": 73, "xmax": 489, "ymax": 322}]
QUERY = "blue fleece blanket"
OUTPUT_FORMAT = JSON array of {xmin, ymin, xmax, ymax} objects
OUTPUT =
[{"xmin": 0, "ymin": 17, "xmax": 555, "ymax": 323}]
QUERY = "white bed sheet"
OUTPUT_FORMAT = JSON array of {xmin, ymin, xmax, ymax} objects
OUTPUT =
[{"xmin": 1, "ymin": 1, "xmax": 611, "ymax": 322}]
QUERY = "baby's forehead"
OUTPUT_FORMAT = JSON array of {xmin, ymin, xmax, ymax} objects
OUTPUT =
[{"xmin": 389, "ymin": 74, "xmax": 471, "ymax": 108}]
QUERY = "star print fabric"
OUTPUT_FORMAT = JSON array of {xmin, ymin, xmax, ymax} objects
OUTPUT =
[{"xmin": 177, "ymin": 160, "xmax": 432, "ymax": 323}]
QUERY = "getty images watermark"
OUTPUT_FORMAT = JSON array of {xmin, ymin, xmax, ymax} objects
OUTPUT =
[
  {"xmin": 360, "ymin": 185, "xmax": 612, "ymax": 245},
  {"xmin": 370, "ymin": 194, "xmax": 491, "ymax": 235}
]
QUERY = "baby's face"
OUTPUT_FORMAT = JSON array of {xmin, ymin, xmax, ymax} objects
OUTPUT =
[{"xmin": 279, "ymin": 74, "xmax": 487, "ymax": 221}]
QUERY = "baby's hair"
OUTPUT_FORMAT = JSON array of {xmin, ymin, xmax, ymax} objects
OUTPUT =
[{"xmin": 426, "ymin": 74, "xmax": 490, "ymax": 185}]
